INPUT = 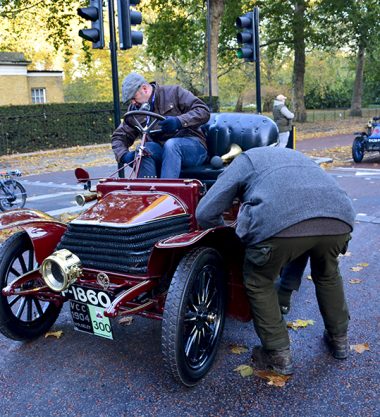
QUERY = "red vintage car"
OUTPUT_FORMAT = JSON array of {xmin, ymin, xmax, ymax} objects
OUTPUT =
[{"xmin": 0, "ymin": 111, "xmax": 278, "ymax": 386}]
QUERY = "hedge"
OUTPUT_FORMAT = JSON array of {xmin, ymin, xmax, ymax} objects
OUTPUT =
[
  {"xmin": 0, "ymin": 98, "xmax": 217, "ymax": 155},
  {"xmin": 0, "ymin": 102, "xmax": 122, "ymax": 155}
]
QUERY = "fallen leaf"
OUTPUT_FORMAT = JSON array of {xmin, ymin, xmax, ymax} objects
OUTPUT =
[
  {"xmin": 349, "ymin": 279, "xmax": 362, "ymax": 284},
  {"xmin": 230, "ymin": 344, "xmax": 249, "ymax": 354},
  {"xmin": 357, "ymin": 263, "xmax": 369, "ymax": 267},
  {"xmin": 306, "ymin": 275, "xmax": 312, "ymax": 280},
  {"xmin": 350, "ymin": 343, "xmax": 370, "ymax": 354},
  {"xmin": 234, "ymin": 364, "xmax": 254, "ymax": 377},
  {"xmin": 119, "ymin": 316, "xmax": 134, "ymax": 326},
  {"xmin": 287, "ymin": 319, "xmax": 315, "ymax": 330},
  {"xmin": 253, "ymin": 369, "xmax": 291, "ymax": 387},
  {"xmin": 44, "ymin": 330, "xmax": 63, "ymax": 339},
  {"xmin": 350, "ymin": 266, "xmax": 363, "ymax": 272}
]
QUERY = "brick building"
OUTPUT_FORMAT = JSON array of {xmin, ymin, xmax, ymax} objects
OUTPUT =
[{"xmin": 0, "ymin": 52, "xmax": 64, "ymax": 106}]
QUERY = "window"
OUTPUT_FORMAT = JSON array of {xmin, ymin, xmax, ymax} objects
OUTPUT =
[{"xmin": 31, "ymin": 88, "xmax": 46, "ymax": 104}]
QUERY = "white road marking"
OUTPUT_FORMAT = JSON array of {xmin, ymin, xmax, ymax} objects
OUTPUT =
[
  {"xmin": 355, "ymin": 171, "xmax": 380, "ymax": 176},
  {"xmin": 26, "ymin": 191, "xmax": 77, "ymax": 202},
  {"xmin": 21, "ymin": 179, "xmax": 81, "ymax": 190}
]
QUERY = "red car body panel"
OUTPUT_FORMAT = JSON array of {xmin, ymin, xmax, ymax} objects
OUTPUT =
[{"xmin": 0, "ymin": 209, "xmax": 67, "ymax": 264}]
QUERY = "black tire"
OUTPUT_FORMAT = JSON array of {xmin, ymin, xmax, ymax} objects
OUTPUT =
[
  {"xmin": 0, "ymin": 232, "xmax": 62, "ymax": 340},
  {"xmin": 352, "ymin": 137, "xmax": 364, "ymax": 163},
  {"xmin": 0, "ymin": 180, "xmax": 27, "ymax": 211},
  {"xmin": 162, "ymin": 247, "xmax": 226, "ymax": 386}
]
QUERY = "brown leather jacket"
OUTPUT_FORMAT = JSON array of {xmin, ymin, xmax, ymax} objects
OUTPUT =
[{"xmin": 111, "ymin": 82, "xmax": 210, "ymax": 163}]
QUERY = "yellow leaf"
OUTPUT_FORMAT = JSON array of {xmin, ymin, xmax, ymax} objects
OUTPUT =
[
  {"xmin": 357, "ymin": 263, "xmax": 369, "ymax": 267},
  {"xmin": 253, "ymin": 369, "xmax": 291, "ymax": 387},
  {"xmin": 44, "ymin": 330, "xmax": 63, "ymax": 339},
  {"xmin": 350, "ymin": 343, "xmax": 370, "ymax": 354},
  {"xmin": 349, "ymin": 279, "xmax": 362, "ymax": 284},
  {"xmin": 230, "ymin": 344, "xmax": 249, "ymax": 354},
  {"xmin": 287, "ymin": 319, "xmax": 315, "ymax": 330},
  {"xmin": 350, "ymin": 266, "xmax": 363, "ymax": 272},
  {"xmin": 234, "ymin": 364, "xmax": 254, "ymax": 377}
]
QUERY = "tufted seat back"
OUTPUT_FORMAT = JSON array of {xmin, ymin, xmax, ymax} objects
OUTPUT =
[{"xmin": 180, "ymin": 112, "xmax": 279, "ymax": 185}]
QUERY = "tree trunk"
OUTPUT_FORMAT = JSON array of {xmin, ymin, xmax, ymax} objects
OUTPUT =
[
  {"xmin": 235, "ymin": 92, "xmax": 243, "ymax": 112},
  {"xmin": 292, "ymin": 0, "xmax": 307, "ymax": 122},
  {"xmin": 206, "ymin": 0, "xmax": 224, "ymax": 98},
  {"xmin": 350, "ymin": 44, "xmax": 365, "ymax": 117}
]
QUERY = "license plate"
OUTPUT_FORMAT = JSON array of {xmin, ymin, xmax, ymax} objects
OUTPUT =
[{"xmin": 64, "ymin": 286, "xmax": 114, "ymax": 340}]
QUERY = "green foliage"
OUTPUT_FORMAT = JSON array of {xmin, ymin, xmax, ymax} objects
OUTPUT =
[
  {"xmin": 0, "ymin": 103, "xmax": 115, "ymax": 155},
  {"xmin": 0, "ymin": 0, "xmax": 82, "ymax": 57}
]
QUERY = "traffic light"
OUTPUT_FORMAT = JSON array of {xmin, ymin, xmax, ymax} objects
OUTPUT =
[
  {"xmin": 77, "ymin": 0, "xmax": 105, "ymax": 49},
  {"xmin": 117, "ymin": 0, "xmax": 143, "ymax": 50},
  {"xmin": 236, "ymin": 12, "xmax": 255, "ymax": 62}
]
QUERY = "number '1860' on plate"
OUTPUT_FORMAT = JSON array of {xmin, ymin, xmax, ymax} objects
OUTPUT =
[{"xmin": 64, "ymin": 286, "xmax": 114, "ymax": 340}]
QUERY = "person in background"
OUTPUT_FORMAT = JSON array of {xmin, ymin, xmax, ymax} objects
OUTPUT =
[
  {"xmin": 111, "ymin": 72, "xmax": 210, "ymax": 178},
  {"xmin": 276, "ymin": 253, "xmax": 310, "ymax": 315},
  {"xmin": 273, "ymin": 94, "xmax": 294, "ymax": 148},
  {"xmin": 195, "ymin": 147, "xmax": 355, "ymax": 376}
]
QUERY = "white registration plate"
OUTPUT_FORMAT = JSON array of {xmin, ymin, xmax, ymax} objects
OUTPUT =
[{"xmin": 63, "ymin": 286, "xmax": 114, "ymax": 340}]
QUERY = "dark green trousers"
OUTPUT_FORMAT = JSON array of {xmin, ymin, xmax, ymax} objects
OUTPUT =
[{"xmin": 243, "ymin": 234, "xmax": 351, "ymax": 350}]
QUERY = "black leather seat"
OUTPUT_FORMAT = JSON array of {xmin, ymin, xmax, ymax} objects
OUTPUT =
[{"xmin": 180, "ymin": 112, "xmax": 279, "ymax": 185}]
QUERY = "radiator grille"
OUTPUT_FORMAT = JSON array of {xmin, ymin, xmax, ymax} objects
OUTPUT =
[{"xmin": 57, "ymin": 215, "xmax": 191, "ymax": 274}]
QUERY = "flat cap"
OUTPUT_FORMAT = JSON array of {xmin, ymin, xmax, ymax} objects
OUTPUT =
[
  {"xmin": 276, "ymin": 94, "xmax": 287, "ymax": 101},
  {"xmin": 121, "ymin": 72, "xmax": 146, "ymax": 103}
]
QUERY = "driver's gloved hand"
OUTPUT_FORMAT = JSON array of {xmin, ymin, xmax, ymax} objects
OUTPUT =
[{"xmin": 159, "ymin": 116, "xmax": 182, "ymax": 133}]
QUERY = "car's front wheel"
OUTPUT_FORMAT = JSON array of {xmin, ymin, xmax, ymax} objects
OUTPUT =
[
  {"xmin": 162, "ymin": 247, "xmax": 226, "ymax": 387},
  {"xmin": 0, "ymin": 232, "xmax": 62, "ymax": 340},
  {"xmin": 352, "ymin": 136, "xmax": 365, "ymax": 163}
]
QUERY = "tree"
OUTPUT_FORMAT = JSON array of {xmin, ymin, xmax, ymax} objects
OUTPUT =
[
  {"xmin": 254, "ymin": 0, "xmax": 335, "ymax": 122},
  {"xmin": 144, "ymin": 0, "xmax": 241, "ymax": 98},
  {"xmin": 316, "ymin": 0, "xmax": 380, "ymax": 116},
  {"xmin": 0, "ymin": 1, "xmax": 83, "ymax": 56}
]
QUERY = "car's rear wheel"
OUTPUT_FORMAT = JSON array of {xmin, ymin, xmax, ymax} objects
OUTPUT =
[
  {"xmin": 162, "ymin": 247, "xmax": 226, "ymax": 386},
  {"xmin": 352, "ymin": 136, "xmax": 365, "ymax": 163},
  {"xmin": 0, "ymin": 232, "xmax": 62, "ymax": 340}
]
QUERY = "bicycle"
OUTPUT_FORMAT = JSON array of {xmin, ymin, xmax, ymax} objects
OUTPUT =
[{"xmin": 0, "ymin": 169, "xmax": 27, "ymax": 211}]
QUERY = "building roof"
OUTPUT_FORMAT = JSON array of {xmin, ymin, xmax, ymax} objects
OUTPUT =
[{"xmin": 0, "ymin": 52, "xmax": 31, "ymax": 65}]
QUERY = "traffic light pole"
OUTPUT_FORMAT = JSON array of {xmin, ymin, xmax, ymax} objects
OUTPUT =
[
  {"xmin": 254, "ymin": 7, "xmax": 261, "ymax": 114},
  {"xmin": 108, "ymin": 0, "xmax": 121, "ymax": 130}
]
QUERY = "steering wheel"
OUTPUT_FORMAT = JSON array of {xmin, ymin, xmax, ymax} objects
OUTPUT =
[{"xmin": 123, "ymin": 110, "xmax": 166, "ymax": 136}]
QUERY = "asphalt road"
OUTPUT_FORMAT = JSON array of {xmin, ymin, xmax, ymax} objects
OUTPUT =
[{"xmin": 0, "ymin": 140, "xmax": 379, "ymax": 417}]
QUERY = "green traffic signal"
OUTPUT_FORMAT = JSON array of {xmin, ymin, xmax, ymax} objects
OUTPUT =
[{"xmin": 236, "ymin": 12, "xmax": 255, "ymax": 62}]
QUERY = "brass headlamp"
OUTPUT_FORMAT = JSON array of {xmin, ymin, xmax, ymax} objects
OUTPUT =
[{"xmin": 40, "ymin": 249, "xmax": 82, "ymax": 292}]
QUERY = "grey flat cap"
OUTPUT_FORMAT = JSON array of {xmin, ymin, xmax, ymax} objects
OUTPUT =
[{"xmin": 121, "ymin": 72, "xmax": 146, "ymax": 103}]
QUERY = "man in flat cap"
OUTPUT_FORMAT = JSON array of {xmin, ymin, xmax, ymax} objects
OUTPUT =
[
  {"xmin": 272, "ymin": 94, "xmax": 294, "ymax": 148},
  {"xmin": 111, "ymin": 72, "xmax": 210, "ymax": 178}
]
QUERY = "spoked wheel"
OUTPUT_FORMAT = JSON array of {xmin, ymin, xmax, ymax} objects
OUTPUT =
[
  {"xmin": 0, "ymin": 179, "xmax": 27, "ymax": 211},
  {"xmin": 0, "ymin": 232, "xmax": 62, "ymax": 340},
  {"xmin": 162, "ymin": 247, "xmax": 226, "ymax": 386},
  {"xmin": 352, "ymin": 137, "xmax": 365, "ymax": 163}
]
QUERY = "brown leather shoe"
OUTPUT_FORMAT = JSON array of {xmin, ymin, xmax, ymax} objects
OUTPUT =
[
  {"xmin": 323, "ymin": 330, "xmax": 349, "ymax": 360},
  {"xmin": 251, "ymin": 346, "xmax": 294, "ymax": 375}
]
